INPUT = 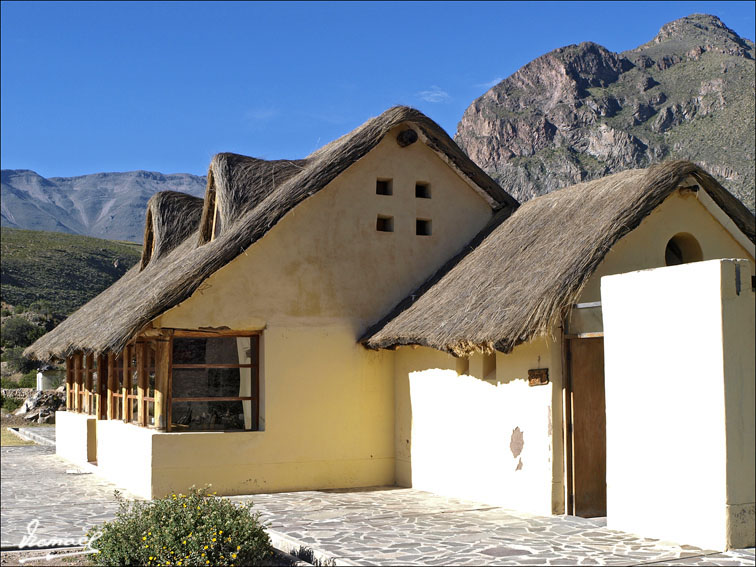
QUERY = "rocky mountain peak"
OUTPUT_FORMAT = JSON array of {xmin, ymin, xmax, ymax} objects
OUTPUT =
[
  {"xmin": 455, "ymin": 13, "xmax": 755, "ymax": 211},
  {"xmin": 627, "ymin": 14, "xmax": 754, "ymax": 66}
]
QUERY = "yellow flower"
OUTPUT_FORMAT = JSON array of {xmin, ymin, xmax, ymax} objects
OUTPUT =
[
  {"xmin": 232, "ymin": 553, "xmax": 237, "ymax": 559},
  {"xmin": 219, "ymin": 530, "xmax": 223, "ymax": 535},
  {"xmin": 237, "ymin": 546, "xmax": 241, "ymax": 551},
  {"xmin": 204, "ymin": 545, "xmax": 208, "ymax": 550},
  {"xmin": 143, "ymin": 536, "xmax": 147, "ymax": 540},
  {"xmin": 182, "ymin": 540, "xmax": 186, "ymax": 545},
  {"xmin": 212, "ymin": 538, "xmax": 216, "ymax": 542}
]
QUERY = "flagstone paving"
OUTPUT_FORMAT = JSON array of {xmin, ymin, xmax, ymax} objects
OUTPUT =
[
  {"xmin": 232, "ymin": 488, "xmax": 756, "ymax": 566},
  {"xmin": 0, "ymin": 445, "xmax": 139, "ymax": 549},
  {"xmin": 2, "ymin": 444, "xmax": 754, "ymax": 565}
]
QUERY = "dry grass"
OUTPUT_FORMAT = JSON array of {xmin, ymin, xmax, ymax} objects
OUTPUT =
[
  {"xmin": 25, "ymin": 106, "xmax": 518, "ymax": 361},
  {"xmin": 0, "ymin": 427, "xmax": 33, "ymax": 446},
  {"xmin": 140, "ymin": 191, "xmax": 204, "ymax": 269}
]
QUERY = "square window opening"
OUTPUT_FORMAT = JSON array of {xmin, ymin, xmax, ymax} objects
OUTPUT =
[
  {"xmin": 376, "ymin": 179, "xmax": 393, "ymax": 196},
  {"xmin": 377, "ymin": 215, "xmax": 394, "ymax": 232},
  {"xmin": 415, "ymin": 182, "xmax": 431, "ymax": 199},
  {"xmin": 416, "ymin": 219, "xmax": 432, "ymax": 236}
]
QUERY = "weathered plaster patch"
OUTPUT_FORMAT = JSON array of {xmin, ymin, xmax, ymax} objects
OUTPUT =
[{"xmin": 510, "ymin": 427, "xmax": 524, "ymax": 458}]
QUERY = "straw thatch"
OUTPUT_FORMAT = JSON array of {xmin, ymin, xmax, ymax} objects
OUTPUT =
[
  {"xmin": 25, "ymin": 106, "xmax": 516, "ymax": 361},
  {"xmin": 141, "ymin": 191, "xmax": 204, "ymax": 269},
  {"xmin": 363, "ymin": 161, "xmax": 756, "ymax": 356}
]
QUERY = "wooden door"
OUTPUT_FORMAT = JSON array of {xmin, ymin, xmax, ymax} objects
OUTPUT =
[{"xmin": 568, "ymin": 337, "xmax": 606, "ymax": 518}]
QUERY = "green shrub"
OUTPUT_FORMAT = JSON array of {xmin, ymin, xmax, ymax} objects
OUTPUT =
[
  {"xmin": 1, "ymin": 378, "xmax": 19, "ymax": 389},
  {"xmin": 18, "ymin": 371, "xmax": 37, "ymax": 389},
  {"xmin": 1, "ymin": 316, "xmax": 44, "ymax": 348},
  {"xmin": 88, "ymin": 488, "xmax": 272, "ymax": 566},
  {"xmin": 1, "ymin": 396, "xmax": 23, "ymax": 412},
  {"xmin": 2, "ymin": 346, "xmax": 38, "ymax": 374}
]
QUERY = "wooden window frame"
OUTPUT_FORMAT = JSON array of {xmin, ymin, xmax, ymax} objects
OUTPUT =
[
  {"xmin": 167, "ymin": 331, "xmax": 260, "ymax": 433},
  {"xmin": 123, "ymin": 342, "xmax": 138, "ymax": 424}
]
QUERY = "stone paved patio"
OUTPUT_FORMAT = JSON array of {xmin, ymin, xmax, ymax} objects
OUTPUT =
[
  {"xmin": 2, "ymin": 444, "xmax": 754, "ymax": 565},
  {"xmin": 1, "ymin": 445, "xmax": 139, "ymax": 549},
  {"xmin": 232, "ymin": 488, "xmax": 756, "ymax": 566}
]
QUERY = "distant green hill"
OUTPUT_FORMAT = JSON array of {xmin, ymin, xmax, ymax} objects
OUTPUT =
[{"xmin": 1, "ymin": 227, "xmax": 142, "ymax": 315}]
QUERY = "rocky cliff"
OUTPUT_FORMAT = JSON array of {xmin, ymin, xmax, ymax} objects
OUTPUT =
[{"xmin": 455, "ymin": 14, "xmax": 755, "ymax": 211}]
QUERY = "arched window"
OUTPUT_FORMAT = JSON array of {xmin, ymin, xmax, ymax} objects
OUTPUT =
[{"xmin": 665, "ymin": 233, "xmax": 703, "ymax": 266}]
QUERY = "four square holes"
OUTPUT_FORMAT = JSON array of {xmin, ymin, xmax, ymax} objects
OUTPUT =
[{"xmin": 376, "ymin": 178, "xmax": 432, "ymax": 235}]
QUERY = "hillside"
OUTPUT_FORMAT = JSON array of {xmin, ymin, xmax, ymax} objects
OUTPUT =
[
  {"xmin": 0, "ymin": 227, "xmax": 142, "ymax": 315},
  {"xmin": 455, "ymin": 14, "xmax": 755, "ymax": 211},
  {"xmin": 1, "ymin": 169, "xmax": 206, "ymax": 242}
]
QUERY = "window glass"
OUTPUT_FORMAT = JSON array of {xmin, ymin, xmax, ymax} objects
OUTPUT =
[
  {"xmin": 172, "ymin": 401, "xmax": 247, "ymax": 431},
  {"xmin": 170, "ymin": 336, "xmax": 258, "ymax": 432}
]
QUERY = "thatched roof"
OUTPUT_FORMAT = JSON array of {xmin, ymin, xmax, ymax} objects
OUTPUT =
[
  {"xmin": 141, "ymin": 191, "xmax": 204, "ymax": 269},
  {"xmin": 363, "ymin": 161, "xmax": 756, "ymax": 356},
  {"xmin": 25, "ymin": 106, "xmax": 516, "ymax": 360}
]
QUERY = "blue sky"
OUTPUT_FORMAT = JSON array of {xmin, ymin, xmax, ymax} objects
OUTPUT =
[{"xmin": 1, "ymin": 1, "xmax": 754, "ymax": 178}]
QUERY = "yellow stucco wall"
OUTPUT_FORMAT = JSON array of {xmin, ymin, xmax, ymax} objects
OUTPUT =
[
  {"xmin": 129, "ymin": 126, "xmax": 494, "ymax": 497},
  {"xmin": 579, "ymin": 188, "xmax": 755, "ymax": 306},
  {"xmin": 602, "ymin": 259, "xmax": 755, "ymax": 550},
  {"xmin": 394, "ymin": 339, "xmax": 563, "ymax": 516}
]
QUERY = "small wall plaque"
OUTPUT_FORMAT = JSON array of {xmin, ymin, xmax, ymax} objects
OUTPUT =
[{"xmin": 528, "ymin": 368, "xmax": 549, "ymax": 386}]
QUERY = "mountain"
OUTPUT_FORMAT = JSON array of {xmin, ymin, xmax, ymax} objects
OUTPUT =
[
  {"xmin": 0, "ymin": 227, "xmax": 142, "ymax": 315},
  {"xmin": 455, "ymin": 14, "xmax": 755, "ymax": 211},
  {"xmin": 1, "ymin": 170, "xmax": 206, "ymax": 243}
]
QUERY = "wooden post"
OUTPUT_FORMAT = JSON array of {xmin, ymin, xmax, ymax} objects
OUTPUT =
[
  {"xmin": 154, "ymin": 339, "xmax": 171, "ymax": 431},
  {"xmin": 136, "ymin": 341, "xmax": 146, "ymax": 427},
  {"xmin": 107, "ymin": 352, "xmax": 116, "ymax": 420},
  {"xmin": 65, "ymin": 357, "xmax": 74, "ymax": 410},
  {"xmin": 84, "ymin": 353, "xmax": 94, "ymax": 415},
  {"xmin": 96, "ymin": 354, "xmax": 108, "ymax": 420},
  {"xmin": 122, "ymin": 345, "xmax": 130, "ymax": 422},
  {"xmin": 73, "ymin": 353, "xmax": 82, "ymax": 412}
]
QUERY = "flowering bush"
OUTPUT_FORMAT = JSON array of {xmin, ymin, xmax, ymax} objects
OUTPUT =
[{"xmin": 88, "ymin": 488, "xmax": 272, "ymax": 566}]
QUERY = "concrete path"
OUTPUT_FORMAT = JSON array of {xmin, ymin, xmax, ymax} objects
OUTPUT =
[
  {"xmin": 232, "ymin": 488, "xmax": 756, "ymax": 566},
  {"xmin": 10, "ymin": 427, "xmax": 56, "ymax": 446},
  {"xmin": 2, "ymin": 445, "xmax": 754, "ymax": 565}
]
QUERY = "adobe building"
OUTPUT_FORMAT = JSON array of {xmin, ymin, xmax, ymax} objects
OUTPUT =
[{"xmin": 26, "ymin": 107, "xmax": 755, "ymax": 550}]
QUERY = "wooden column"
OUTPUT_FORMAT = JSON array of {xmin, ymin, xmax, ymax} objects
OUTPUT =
[
  {"xmin": 96, "ymin": 354, "xmax": 108, "ymax": 420},
  {"xmin": 136, "ymin": 341, "xmax": 147, "ymax": 427},
  {"xmin": 107, "ymin": 352, "xmax": 117, "ymax": 420},
  {"xmin": 65, "ymin": 357, "xmax": 74, "ymax": 410},
  {"xmin": 84, "ymin": 353, "xmax": 94, "ymax": 415},
  {"xmin": 73, "ymin": 353, "xmax": 82, "ymax": 412},
  {"xmin": 154, "ymin": 339, "xmax": 171, "ymax": 431},
  {"xmin": 121, "ymin": 345, "xmax": 130, "ymax": 422}
]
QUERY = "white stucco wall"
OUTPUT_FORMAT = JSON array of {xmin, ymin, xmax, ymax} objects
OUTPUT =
[
  {"xmin": 394, "ymin": 338, "xmax": 563, "ymax": 516},
  {"xmin": 601, "ymin": 258, "xmax": 755, "ymax": 550},
  {"xmin": 55, "ymin": 411, "xmax": 96, "ymax": 465}
]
